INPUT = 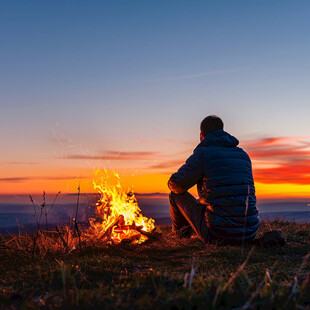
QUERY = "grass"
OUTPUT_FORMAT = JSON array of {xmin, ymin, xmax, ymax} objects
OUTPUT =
[{"xmin": 0, "ymin": 219, "xmax": 309, "ymax": 309}]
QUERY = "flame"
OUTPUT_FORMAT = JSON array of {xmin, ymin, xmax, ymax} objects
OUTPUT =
[{"xmin": 89, "ymin": 170, "xmax": 155, "ymax": 244}]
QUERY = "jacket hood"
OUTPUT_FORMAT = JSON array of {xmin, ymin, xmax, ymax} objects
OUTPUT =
[{"xmin": 195, "ymin": 130, "xmax": 239, "ymax": 149}]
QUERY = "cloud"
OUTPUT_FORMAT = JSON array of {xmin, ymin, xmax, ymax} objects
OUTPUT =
[
  {"xmin": 66, "ymin": 151, "xmax": 161, "ymax": 161},
  {"xmin": 246, "ymin": 136, "xmax": 310, "ymax": 147},
  {"xmin": 253, "ymin": 160, "xmax": 310, "ymax": 185},
  {"xmin": 5, "ymin": 162, "xmax": 38, "ymax": 166},
  {"xmin": 148, "ymin": 159, "xmax": 185, "ymax": 170},
  {"xmin": 0, "ymin": 176, "xmax": 88, "ymax": 183},
  {"xmin": 243, "ymin": 136, "xmax": 310, "ymax": 184},
  {"xmin": 244, "ymin": 136, "xmax": 310, "ymax": 161},
  {"xmin": 247, "ymin": 146, "xmax": 310, "ymax": 160},
  {"xmin": 0, "ymin": 177, "xmax": 31, "ymax": 183}
]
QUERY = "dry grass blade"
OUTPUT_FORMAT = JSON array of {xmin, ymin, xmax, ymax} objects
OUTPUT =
[
  {"xmin": 74, "ymin": 184, "xmax": 81, "ymax": 249},
  {"xmin": 0, "ymin": 242, "xmax": 32, "ymax": 257},
  {"xmin": 241, "ymin": 260, "xmax": 279, "ymax": 309},
  {"xmin": 213, "ymin": 246, "xmax": 254, "ymax": 307},
  {"xmin": 56, "ymin": 226, "xmax": 68, "ymax": 250}
]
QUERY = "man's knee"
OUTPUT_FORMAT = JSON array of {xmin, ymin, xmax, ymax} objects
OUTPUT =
[{"xmin": 169, "ymin": 191, "xmax": 186, "ymax": 206}]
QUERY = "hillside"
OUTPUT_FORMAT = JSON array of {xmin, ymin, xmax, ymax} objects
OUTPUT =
[{"xmin": 0, "ymin": 220, "xmax": 309, "ymax": 309}]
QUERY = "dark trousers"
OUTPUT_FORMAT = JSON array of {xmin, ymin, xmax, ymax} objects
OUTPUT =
[{"xmin": 169, "ymin": 191, "xmax": 214, "ymax": 243}]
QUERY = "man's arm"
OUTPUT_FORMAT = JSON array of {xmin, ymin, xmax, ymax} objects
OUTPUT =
[{"xmin": 168, "ymin": 148, "xmax": 204, "ymax": 194}]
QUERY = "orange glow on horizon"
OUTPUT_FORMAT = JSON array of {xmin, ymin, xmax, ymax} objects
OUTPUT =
[
  {"xmin": 0, "ymin": 172, "xmax": 309, "ymax": 200},
  {"xmin": 254, "ymin": 182, "xmax": 310, "ymax": 199}
]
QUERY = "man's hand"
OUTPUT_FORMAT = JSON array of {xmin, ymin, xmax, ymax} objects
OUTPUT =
[
  {"xmin": 168, "ymin": 178, "xmax": 186, "ymax": 194},
  {"xmin": 167, "ymin": 148, "xmax": 204, "ymax": 194}
]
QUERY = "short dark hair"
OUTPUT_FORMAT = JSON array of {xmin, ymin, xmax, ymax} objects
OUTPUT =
[{"xmin": 200, "ymin": 115, "xmax": 224, "ymax": 136}]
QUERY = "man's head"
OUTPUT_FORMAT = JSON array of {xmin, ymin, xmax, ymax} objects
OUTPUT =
[{"xmin": 200, "ymin": 115, "xmax": 224, "ymax": 141}]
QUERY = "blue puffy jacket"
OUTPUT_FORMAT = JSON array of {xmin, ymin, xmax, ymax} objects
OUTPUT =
[{"xmin": 169, "ymin": 130, "xmax": 259, "ymax": 242}]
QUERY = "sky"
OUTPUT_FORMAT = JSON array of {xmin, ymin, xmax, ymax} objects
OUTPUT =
[{"xmin": 0, "ymin": 0, "xmax": 310, "ymax": 200}]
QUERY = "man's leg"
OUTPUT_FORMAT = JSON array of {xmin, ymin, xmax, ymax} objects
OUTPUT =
[
  {"xmin": 169, "ymin": 193, "xmax": 193, "ymax": 238},
  {"xmin": 169, "ymin": 191, "xmax": 211, "ymax": 243}
]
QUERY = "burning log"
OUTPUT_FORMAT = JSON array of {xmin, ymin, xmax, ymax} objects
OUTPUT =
[
  {"xmin": 113, "ymin": 221, "xmax": 144, "ymax": 234},
  {"xmin": 96, "ymin": 215, "xmax": 125, "ymax": 240},
  {"xmin": 114, "ymin": 223, "xmax": 161, "ymax": 243},
  {"xmin": 134, "ymin": 227, "xmax": 162, "ymax": 241}
]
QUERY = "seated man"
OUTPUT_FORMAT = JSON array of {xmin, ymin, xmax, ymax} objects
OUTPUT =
[{"xmin": 168, "ymin": 115, "xmax": 259, "ymax": 244}]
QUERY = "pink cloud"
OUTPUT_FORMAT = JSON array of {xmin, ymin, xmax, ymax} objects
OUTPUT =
[{"xmin": 243, "ymin": 136, "xmax": 310, "ymax": 184}]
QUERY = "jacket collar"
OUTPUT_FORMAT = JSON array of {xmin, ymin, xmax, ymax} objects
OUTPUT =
[{"xmin": 195, "ymin": 130, "xmax": 239, "ymax": 150}]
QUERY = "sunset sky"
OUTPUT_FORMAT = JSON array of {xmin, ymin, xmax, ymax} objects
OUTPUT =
[{"xmin": 1, "ymin": 1, "xmax": 310, "ymax": 200}]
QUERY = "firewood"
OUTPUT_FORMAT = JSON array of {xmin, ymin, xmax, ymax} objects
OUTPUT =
[
  {"xmin": 138, "ymin": 229, "xmax": 161, "ymax": 240},
  {"xmin": 120, "ymin": 234, "xmax": 140, "ymax": 245},
  {"xmin": 113, "ymin": 224, "xmax": 143, "ymax": 234},
  {"xmin": 97, "ymin": 215, "xmax": 123, "ymax": 240}
]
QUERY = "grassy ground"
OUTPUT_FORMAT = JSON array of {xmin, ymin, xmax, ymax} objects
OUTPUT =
[{"xmin": 0, "ymin": 220, "xmax": 309, "ymax": 309}]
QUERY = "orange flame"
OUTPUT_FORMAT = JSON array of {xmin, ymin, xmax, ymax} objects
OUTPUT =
[{"xmin": 89, "ymin": 170, "xmax": 155, "ymax": 244}]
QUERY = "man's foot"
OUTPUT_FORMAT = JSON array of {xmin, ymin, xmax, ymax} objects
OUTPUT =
[{"xmin": 171, "ymin": 226, "xmax": 193, "ymax": 239}]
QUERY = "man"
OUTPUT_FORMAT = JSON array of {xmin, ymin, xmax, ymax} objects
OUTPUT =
[{"xmin": 168, "ymin": 115, "xmax": 259, "ymax": 244}]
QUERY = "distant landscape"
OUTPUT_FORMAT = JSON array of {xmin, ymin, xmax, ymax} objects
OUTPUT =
[{"xmin": 1, "ymin": 193, "xmax": 309, "ymax": 234}]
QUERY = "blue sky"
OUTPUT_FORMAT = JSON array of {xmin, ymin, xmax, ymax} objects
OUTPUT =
[{"xmin": 1, "ymin": 0, "xmax": 310, "ymax": 196}]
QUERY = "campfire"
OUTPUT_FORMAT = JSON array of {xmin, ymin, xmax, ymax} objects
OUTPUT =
[{"xmin": 88, "ymin": 170, "xmax": 156, "ymax": 244}]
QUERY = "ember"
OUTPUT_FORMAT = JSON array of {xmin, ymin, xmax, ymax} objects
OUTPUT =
[{"xmin": 88, "ymin": 170, "xmax": 155, "ymax": 244}]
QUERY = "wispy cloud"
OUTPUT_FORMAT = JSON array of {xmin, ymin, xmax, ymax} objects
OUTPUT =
[
  {"xmin": 247, "ymin": 146, "xmax": 310, "ymax": 160},
  {"xmin": 147, "ymin": 67, "xmax": 249, "ymax": 82},
  {"xmin": 66, "ymin": 151, "xmax": 161, "ymax": 161},
  {"xmin": 0, "ymin": 177, "xmax": 31, "ymax": 183},
  {"xmin": 244, "ymin": 136, "xmax": 310, "ymax": 160},
  {"xmin": 0, "ymin": 176, "xmax": 88, "ymax": 183},
  {"xmin": 5, "ymin": 162, "xmax": 38, "ymax": 166},
  {"xmin": 243, "ymin": 136, "xmax": 310, "ymax": 184},
  {"xmin": 253, "ymin": 160, "xmax": 310, "ymax": 185},
  {"xmin": 245, "ymin": 136, "xmax": 310, "ymax": 147},
  {"xmin": 148, "ymin": 159, "xmax": 185, "ymax": 170}
]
